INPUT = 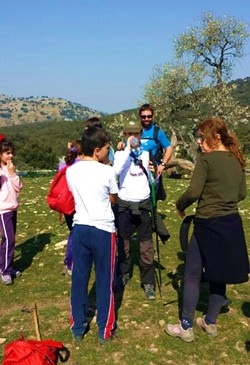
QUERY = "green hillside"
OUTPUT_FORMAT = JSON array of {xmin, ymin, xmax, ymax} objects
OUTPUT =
[
  {"xmin": 0, "ymin": 95, "xmax": 103, "ymax": 126},
  {"xmin": 0, "ymin": 77, "xmax": 249, "ymax": 170}
]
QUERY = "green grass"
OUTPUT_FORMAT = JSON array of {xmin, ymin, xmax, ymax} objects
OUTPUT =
[{"xmin": 0, "ymin": 174, "xmax": 249, "ymax": 365}]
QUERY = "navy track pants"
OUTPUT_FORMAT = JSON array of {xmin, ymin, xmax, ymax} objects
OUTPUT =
[{"xmin": 70, "ymin": 224, "xmax": 116, "ymax": 340}]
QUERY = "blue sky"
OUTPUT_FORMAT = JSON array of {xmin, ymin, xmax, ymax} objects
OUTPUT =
[{"xmin": 1, "ymin": 0, "xmax": 249, "ymax": 113}]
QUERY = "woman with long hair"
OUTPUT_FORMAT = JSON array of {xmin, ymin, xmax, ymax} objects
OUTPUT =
[{"xmin": 165, "ymin": 118, "xmax": 249, "ymax": 342}]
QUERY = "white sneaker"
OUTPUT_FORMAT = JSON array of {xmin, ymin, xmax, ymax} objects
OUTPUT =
[
  {"xmin": 196, "ymin": 316, "xmax": 217, "ymax": 336},
  {"xmin": 1, "ymin": 274, "xmax": 12, "ymax": 285},
  {"xmin": 165, "ymin": 322, "xmax": 194, "ymax": 342}
]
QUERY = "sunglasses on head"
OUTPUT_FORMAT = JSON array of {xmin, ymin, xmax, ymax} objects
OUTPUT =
[
  {"xmin": 196, "ymin": 134, "xmax": 205, "ymax": 143},
  {"xmin": 140, "ymin": 115, "xmax": 153, "ymax": 120}
]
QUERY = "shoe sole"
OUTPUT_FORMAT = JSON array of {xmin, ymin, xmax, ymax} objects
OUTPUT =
[{"xmin": 164, "ymin": 326, "xmax": 194, "ymax": 342}]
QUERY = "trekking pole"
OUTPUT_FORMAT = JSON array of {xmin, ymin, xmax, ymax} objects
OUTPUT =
[
  {"xmin": 33, "ymin": 303, "xmax": 42, "ymax": 341},
  {"xmin": 150, "ymin": 169, "xmax": 163, "ymax": 297}
]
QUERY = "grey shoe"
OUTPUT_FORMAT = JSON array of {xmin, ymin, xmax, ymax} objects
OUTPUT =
[
  {"xmin": 73, "ymin": 334, "xmax": 83, "ymax": 342},
  {"xmin": 165, "ymin": 322, "xmax": 194, "ymax": 342},
  {"xmin": 99, "ymin": 329, "xmax": 117, "ymax": 345},
  {"xmin": 14, "ymin": 270, "xmax": 22, "ymax": 278},
  {"xmin": 196, "ymin": 316, "xmax": 217, "ymax": 336},
  {"xmin": 72, "ymin": 322, "xmax": 90, "ymax": 342},
  {"xmin": 1, "ymin": 274, "xmax": 12, "ymax": 285},
  {"xmin": 144, "ymin": 284, "xmax": 156, "ymax": 300}
]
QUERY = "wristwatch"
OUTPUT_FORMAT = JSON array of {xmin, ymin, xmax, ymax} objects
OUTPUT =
[{"xmin": 160, "ymin": 161, "xmax": 166, "ymax": 167}]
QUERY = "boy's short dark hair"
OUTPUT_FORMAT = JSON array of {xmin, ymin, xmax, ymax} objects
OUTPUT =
[
  {"xmin": 84, "ymin": 117, "xmax": 103, "ymax": 129},
  {"xmin": 82, "ymin": 127, "xmax": 110, "ymax": 156}
]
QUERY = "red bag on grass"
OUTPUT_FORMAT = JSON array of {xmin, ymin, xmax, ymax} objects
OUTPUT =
[
  {"xmin": 46, "ymin": 166, "xmax": 75, "ymax": 215},
  {"xmin": 2, "ymin": 335, "xmax": 68, "ymax": 365}
]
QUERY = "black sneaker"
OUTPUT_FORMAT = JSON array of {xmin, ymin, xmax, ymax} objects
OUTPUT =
[{"xmin": 144, "ymin": 284, "xmax": 156, "ymax": 300}]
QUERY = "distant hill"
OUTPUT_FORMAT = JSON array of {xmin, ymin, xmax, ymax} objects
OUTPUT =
[
  {"xmin": 0, "ymin": 95, "xmax": 103, "ymax": 126},
  {"xmin": 0, "ymin": 77, "xmax": 249, "ymax": 127},
  {"xmin": 229, "ymin": 77, "xmax": 250, "ymax": 106}
]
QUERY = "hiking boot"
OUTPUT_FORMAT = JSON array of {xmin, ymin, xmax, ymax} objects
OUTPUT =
[
  {"xmin": 165, "ymin": 323, "xmax": 194, "ymax": 342},
  {"xmin": 196, "ymin": 316, "xmax": 217, "ymax": 336},
  {"xmin": 1, "ymin": 274, "xmax": 12, "ymax": 285},
  {"xmin": 144, "ymin": 284, "xmax": 156, "ymax": 300}
]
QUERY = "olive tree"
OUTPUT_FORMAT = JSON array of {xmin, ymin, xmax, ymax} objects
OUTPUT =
[
  {"xmin": 175, "ymin": 12, "xmax": 249, "ymax": 85},
  {"xmin": 143, "ymin": 13, "xmax": 249, "ymax": 171}
]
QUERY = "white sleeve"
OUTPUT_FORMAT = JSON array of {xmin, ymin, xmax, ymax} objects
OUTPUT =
[
  {"xmin": 113, "ymin": 150, "xmax": 131, "ymax": 175},
  {"xmin": 109, "ymin": 167, "xmax": 119, "ymax": 194}
]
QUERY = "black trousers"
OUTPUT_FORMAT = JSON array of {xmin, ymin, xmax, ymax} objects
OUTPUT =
[
  {"xmin": 117, "ymin": 208, "xmax": 155, "ymax": 287},
  {"xmin": 182, "ymin": 235, "xmax": 226, "ymax": 324}
]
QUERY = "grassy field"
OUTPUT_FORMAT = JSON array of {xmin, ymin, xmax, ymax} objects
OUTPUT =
[{"xmin": 0, "ymin": 173, "xmax": 249, "ymax": 365}]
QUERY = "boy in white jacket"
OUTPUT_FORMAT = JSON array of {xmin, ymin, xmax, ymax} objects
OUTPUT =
[{"xmin": 113, "ymin": 121, "xmax": 157, "ymax": 300}]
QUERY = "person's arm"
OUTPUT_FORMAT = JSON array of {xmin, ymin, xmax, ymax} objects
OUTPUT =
[
  {"xmin": 156, "ymin": 129, "xmax": 174, "ymax": 175},
  {"xmin": 7, "ymin": 160, "xmax": 23, "ymax": 192},
  {"xmin": 176, "ymin": 157, "xmax": 208, "ymax": 213},
  {"xmin": 238, "ymin": 172, "xmax": 247, "ymax": 202},
  {"xmin": 109, "ymin": 167, "xmax": 119, "ymax": 205},
  {"xmin": 113, "ymin": 149, "xmax": 131, "ymax": 175},
  {"xmin": 162, "ymin": 145, "xmax": 174, "ymax": 165},
  {"xmin": 109, "ymin": 193, "xmax": 118, "ymax": 205},
  {"xmin": 157, "ymin": 145, "xmax": 174, "ymax": 175},
  {"xmin": 117, "ymin": 141, "xmax": 125, "ymax": 151}
]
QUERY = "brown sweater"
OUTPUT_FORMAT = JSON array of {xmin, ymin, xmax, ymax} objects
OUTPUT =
[{"xmin": 176, "ymin": 151, "xmax": 246, "ymax": 218}]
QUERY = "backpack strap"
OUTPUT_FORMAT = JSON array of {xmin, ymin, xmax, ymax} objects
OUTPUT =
[
  {"xmin": 153, "ymin": 125, "xmax": 160, "ymax": 143},
  {"xmin": 129, "ymin": 152, "xmax": 148, "ymax": 177}
]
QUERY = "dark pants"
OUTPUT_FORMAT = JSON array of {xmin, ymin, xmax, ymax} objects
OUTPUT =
[
  {"xmin": 118, "ymin": 208, "xmax": 155, "ymax": 287},
  {"xmin": 182, "ymin": 235, "xmax": 226, "ymax": 325},
  {"xmin": 0, "ymin": 211, "xmax": 17, "ymax": 276},
  {"xmin": 70, "ymin": 225, "xmax": 116, "ymax": 340},
  {"xmin": 64, "ymin": 213, "xmax": 74, "ymax": 270}
]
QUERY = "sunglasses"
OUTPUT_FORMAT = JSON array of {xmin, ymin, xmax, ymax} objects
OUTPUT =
[
  {"xmin": 140, "ymin": 115, "xmax": 153, "ymax": 120},
  {"xmin": 196, "ymin": 134, "xmax": 205, "ymax": 143}
]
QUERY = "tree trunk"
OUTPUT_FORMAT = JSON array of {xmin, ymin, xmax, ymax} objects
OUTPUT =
[{"xmin": 165, "ymin": 158, "xmax": 195, "ymax": 172}]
